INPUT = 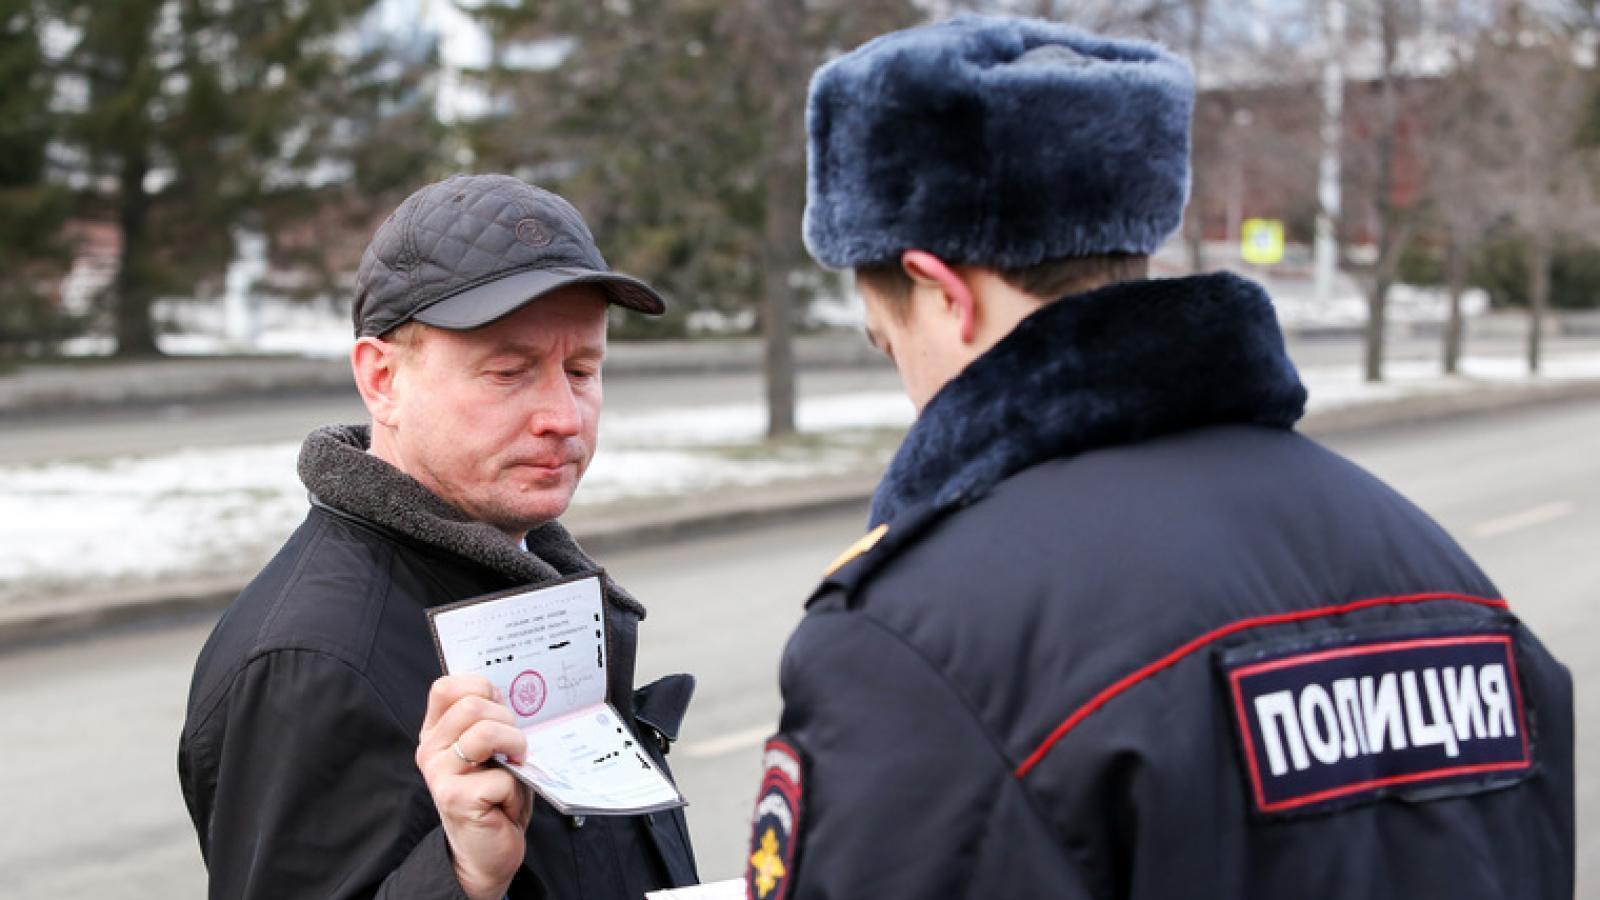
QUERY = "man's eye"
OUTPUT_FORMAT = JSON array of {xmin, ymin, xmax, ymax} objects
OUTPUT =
[{"xmin": 567, "ymin": 368, "xmax": 598, "ymax": 382}]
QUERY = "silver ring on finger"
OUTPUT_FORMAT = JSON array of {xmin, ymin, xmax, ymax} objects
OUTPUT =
[{"xmin": 451, "ymin": 740, "xmax": 482, "ymax": 767}]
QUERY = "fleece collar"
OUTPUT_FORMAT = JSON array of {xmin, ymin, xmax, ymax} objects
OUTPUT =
[
  {"xmin": 298, "ymin": 424, "xmax": 645, "ymax": 618},
  {"xmin": 870, "ymin": 273, "xmax": 1307, "ymax": 525}
]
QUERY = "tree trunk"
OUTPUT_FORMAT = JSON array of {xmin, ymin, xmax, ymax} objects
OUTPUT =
[
  {"xmin": 113, "ymin": 149, "xmax": 160, "ymax": 358},
  {"xmin": 1443, "ymin": 235, "xmax": 1465, "ymax": 375},
  {"xmin": 1363, "ymin": 0, "xmax": 1401, "ymax": 384},
  {"xmin": 759, "ymin": 0, "xmax": 806, "ymax": 438},
  {"xmin": 1185, "ymin": 219, "xmax": 1206, "ymax": 273},
  {"xmin": 1185, "ymin": 0, "xmax": 1208, "ymax": 274},
  {"xmin": 1527, "ymin": 231, "xmax": 1551, "ymax": 375},
  {"xmin": 762, "ymin": 166, "xmax": 798, "ymax": 438},
  {"xmin": 1365, "ymin": 279, "xmax": 1388, "ymax": 383}
]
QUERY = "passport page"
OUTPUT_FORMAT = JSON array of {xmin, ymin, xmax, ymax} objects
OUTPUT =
[{"xmin": 428, "ymin": 573, "xmax": 685, "ymax": 816}]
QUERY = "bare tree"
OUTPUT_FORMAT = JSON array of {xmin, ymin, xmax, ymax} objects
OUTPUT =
[
  {"xmin": 1416, "ymin": 5, "xmax": 1507, "ymax": 374},
  {"xmin": 1429, "ymin": 133, "xmax": 1502, "ymax": 374},
  {"xmin": 748, "ymin": 0, "xmax": 808, "ymax": 437},
  {"xmin": 1359, "ymin": 0, "xmax": 1411, "ymax": 382},
  {"xmin": 730, "ymin": 0, "xmax": 924, "ymax": 438},
  {"xmin": 1476, "ymin": 7, "xmax": 1600, "ymax": 373}
]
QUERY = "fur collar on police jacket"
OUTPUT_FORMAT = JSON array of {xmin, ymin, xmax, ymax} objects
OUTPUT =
[
  {"xmin": 869, "ymin": 273, "xmax": 1307, "ymax": 526},
  {"xmin": 298, "ymin": 423, "xmax": 646, "ymax": 617}
]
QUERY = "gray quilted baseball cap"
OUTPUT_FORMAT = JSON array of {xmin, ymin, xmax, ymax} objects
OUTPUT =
[{"xmin": 352, "ymin": 174, "xmax": 665, "ymax": 337}]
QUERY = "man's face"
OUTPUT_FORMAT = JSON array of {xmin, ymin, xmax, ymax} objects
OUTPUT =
[
  {"xmin": 385, "ymin": 287, "xmax": 607, "ymax": 535},
  {"xmin": 860, "ymin": 282, "xmax": 965, "ymax": 414}
]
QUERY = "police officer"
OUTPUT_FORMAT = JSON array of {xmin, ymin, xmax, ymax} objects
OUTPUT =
[{"xmin": 744, "ymin": 16, "xmax": 1573, "ymax": 900}]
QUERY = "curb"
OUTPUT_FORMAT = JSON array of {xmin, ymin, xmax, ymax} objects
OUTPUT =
[{"xmin": 3, "ymin": 379, "xmax": 1598, "ymax": 649}]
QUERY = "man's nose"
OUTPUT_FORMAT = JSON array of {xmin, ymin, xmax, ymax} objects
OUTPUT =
[{"xmin": 529, "ymin": 373, "xmax": 584, "ymax": 438}]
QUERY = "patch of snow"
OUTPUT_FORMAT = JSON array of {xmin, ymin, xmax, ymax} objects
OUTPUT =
[
  {"xmin": 804, "ymin": 297, "xmax": 865, "ymax": 330},
  {"xmin": 0, "ymin": 391, "xmax": 912, "ymax": 602},
  {"xmin": 1304, "ymin": 354, "xmax": 1600, "ymax": 413},
  {"xmin": 59, "ymin": 297, "xmax": 357, "ymax": 359},
  {"xmin": 685, "ymin": 308, "xmax": 756, "ymax": 336},
  {"xmin": 0, "ymin": 444, "xmax": 307, "ymax": 591},
  {"xmin": 578, "ymin": 446, "xmax": 868, "ymax": 507},
  {"xmin": 1267, "ymin": 279, "xmax": 1491, "ymax": 333},
  {"xmin": 600, "ymin": 391, "xmax": 911, "ymax": 447}
]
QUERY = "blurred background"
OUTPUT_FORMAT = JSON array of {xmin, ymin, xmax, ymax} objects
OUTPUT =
[{"xmin": 1, "ymin": 0, "xmax": 1597, "ymax": 897}]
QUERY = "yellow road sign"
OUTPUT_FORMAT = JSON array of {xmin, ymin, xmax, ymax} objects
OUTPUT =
[{"xmin": 1241, "ymin": 218, "xmax": 1285, "ymax": 266}]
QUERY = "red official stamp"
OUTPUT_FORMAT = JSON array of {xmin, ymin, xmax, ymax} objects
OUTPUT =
[{"xmin": 510, "ymin": 670, "xmax": 547, "ymax": 717}]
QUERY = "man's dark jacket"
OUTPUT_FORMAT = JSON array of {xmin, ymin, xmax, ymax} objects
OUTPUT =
[
  {"xmin": 179, "ymin": 425, "xmax": 698, "ymax": 899},
  {"xmin": 754, "ymin": 274, "xmax": 1573, "ymax": 900}
]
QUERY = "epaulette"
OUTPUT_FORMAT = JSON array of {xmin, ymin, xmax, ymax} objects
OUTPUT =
[{"xmin": 806, "ymin": 502, "xmax": 952, "ymax": 609}]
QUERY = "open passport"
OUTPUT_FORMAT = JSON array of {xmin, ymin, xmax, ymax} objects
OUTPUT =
[{"xmin": 427, "ymin": 572, "xmax": 686, "ymax": 816}]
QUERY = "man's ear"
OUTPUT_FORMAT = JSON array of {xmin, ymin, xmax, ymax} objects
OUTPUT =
[
  {"xmin": 352, "ymin": 336, "xmax": 404, "ymax": 426},
  {"xmin": 901, "ymin": 250, "xmax": 979, "ymax": 344}
]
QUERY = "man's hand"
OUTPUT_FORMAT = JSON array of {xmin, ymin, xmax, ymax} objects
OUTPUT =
[{"xmin": 417, "ymin": 675, "xmax": 533, "ymax": 900}]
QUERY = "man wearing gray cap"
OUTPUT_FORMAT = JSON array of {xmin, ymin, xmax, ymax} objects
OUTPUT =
[
  {"xmin": 179, "ymin": 174, "xmax": 698, "ymax": 900},
  {"xmin": 743, "ymin": 15, "xmax": 1572, "ymax": 900}
]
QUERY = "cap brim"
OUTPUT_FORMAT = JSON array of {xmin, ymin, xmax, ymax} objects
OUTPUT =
[{"xmin": 412, "ymin": 266, "xmax": 666, "ymax": 330}]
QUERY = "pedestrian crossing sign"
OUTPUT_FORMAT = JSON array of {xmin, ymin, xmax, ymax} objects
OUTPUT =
[{"xmin": 1241, "ymin": 219, "xmax": 1285, "ymax": 266}]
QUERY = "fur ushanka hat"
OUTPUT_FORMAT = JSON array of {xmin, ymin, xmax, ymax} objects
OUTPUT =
[{"xmin": 804, "ymin": 15, "xmax": 1195, "ymax": 270}]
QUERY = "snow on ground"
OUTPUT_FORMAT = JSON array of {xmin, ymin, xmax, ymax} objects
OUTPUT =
[
  {"xmin": 601, "ymin": 391, "xmax": 911, "ymax": 447},
  {"xmin": 0, "ymin": 392, "xmax": 914, "ymax": 602},
  {"xmin": 1301, "ymin": 354, "xmax": 1600, "ymax": 413},
  {"xmin": 0, "ymin": 444, "xmax": 307, "ymax": 595},
  {"xmin": 4, "ymin": 358, "xmax": 1599, "ymax": 604},
  {"xmin": 60, "ymin": 298, "xmax": 358, "ymax": 360}
]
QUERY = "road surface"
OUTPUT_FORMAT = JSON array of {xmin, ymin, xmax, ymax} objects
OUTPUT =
[{"xmin": 0, "ymin": 397, "xmax": 1594, "ymax": 897}]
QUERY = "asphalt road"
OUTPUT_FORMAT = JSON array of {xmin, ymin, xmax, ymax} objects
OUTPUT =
[{"xmin": 0, "ymin": 397, "xmax": 1595, "ymax": 898}]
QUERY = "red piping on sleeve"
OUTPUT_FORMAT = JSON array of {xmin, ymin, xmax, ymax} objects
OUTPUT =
[{"xmin": 1012, "ymin": 592, "xmax": 1511, "ymax": 779}]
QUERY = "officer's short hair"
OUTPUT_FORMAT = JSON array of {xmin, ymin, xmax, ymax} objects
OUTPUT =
[{"xmin": 856, "ymin": 253, "xmax": 1150, "ymax": 319}]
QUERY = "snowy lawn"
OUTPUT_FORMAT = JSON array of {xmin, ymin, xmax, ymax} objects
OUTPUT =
[{"xmin": 0, "ymin": 393, "xmax": 914, "ymax": 604}]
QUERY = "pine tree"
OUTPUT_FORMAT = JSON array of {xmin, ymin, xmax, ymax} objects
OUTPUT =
[
  {"xmin": 41, "ymin": 0, "xmax": 440, "ymax": 356},
  {"xmin": 0, "ymin": 0, "xmax": 72, "ymax": 355}
]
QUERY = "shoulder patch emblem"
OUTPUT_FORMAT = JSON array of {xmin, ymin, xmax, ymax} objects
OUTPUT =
[
  {"xmin": 746, "ymin": 737, "xmax": 804, "ymax": 900},
  {"xmin": 823, "ymin": 524, "xmax": 888, "ymax": 578},
  {"xmin": 1225, "ymin": 630, "xmax": 1532, "ymax": 816}
]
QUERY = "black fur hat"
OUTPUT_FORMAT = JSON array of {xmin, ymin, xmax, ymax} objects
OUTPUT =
[{"xmin": 804, "ymin": 15, "xmax": 1195, "ymax": 270}]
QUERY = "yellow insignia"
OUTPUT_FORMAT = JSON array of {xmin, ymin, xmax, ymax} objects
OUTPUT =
[
  {"xmin": 749, "ymin": 827, "xmax": 788, "ymax": 899},
  {"xmin": 823, "ymin": 523, "xmax": 889, "ymax": 578}
]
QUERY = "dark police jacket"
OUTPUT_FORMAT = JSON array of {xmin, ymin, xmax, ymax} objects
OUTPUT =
[
  {"xmin": 180, "ymin": 424, "xmax": 697, "ymax": 900},
  {"xmin": 747, "ymin": 274, "xmax": 1573, "ymax": 900}
]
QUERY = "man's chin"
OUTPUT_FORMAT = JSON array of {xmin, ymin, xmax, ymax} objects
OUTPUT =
[{"xmin": 483, "ymin": 492, "xmax": 577, "ymax": 537}]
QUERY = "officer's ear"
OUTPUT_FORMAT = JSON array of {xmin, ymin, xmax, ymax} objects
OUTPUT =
[{"xmin": 901, "ymin": 250, "xmax": 980, "ymax": 345}]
